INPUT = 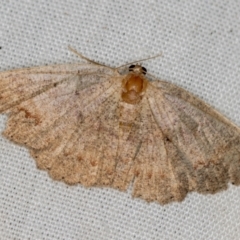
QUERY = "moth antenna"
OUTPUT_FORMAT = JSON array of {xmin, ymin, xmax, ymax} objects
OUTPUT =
[
  {"xmin": 115, "ymin": 53, "xmax": 163, "ymax": 70},
  {"xmin": 68, "ymin": 46, "xmax": 112, "ymax": 69}
]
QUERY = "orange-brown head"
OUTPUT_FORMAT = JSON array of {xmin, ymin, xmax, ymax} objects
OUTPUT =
[{"xmin": 121, "ymin": 65, "xmax": 148, "ymax": 104}]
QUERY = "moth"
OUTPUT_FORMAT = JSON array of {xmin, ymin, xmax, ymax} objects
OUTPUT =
[{"xmin": 0, "ymin": 48, "xmax": 240, "ymax": 205}]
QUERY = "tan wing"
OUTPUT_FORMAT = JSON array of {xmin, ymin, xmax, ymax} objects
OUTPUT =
[
  {"xmin": 130, "ymin": 80, "xmax": 240, "ymax": 204},
  {"xmin": 0, "ymin": 63, "xmax": 146, "ymax": 190},
  {"xmin": 0, "ymin": 63, "xmax": 124, "ymax": 180},
  {"xmin": 1, "ymin": 64, "xmax": 154, "ymax": 191},
  {"xmin": 0, "ymin": 64, "xmax": 116, "ymax": 113}
]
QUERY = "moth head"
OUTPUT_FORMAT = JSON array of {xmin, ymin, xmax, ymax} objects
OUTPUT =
[
  {"xmin": 128, "ymin": 64, "xmax": 147, "ymax": 75},
  {"xmin": 121, "ymin": 64, "xmax": 148, "ymax": 104}
]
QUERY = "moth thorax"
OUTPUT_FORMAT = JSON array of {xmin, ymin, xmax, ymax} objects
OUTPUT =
[{"xmin": 121, "ymin": 72, "xmax": 148, "ymax": 104}]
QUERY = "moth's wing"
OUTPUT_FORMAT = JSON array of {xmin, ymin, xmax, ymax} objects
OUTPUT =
[
  {"xmin": 131, "ymin": 79, "xmax": 240, "ymax": 204},
  {"xmin": 0, "ymin": 63, "xmax": 116, "ymax": 112},
  {"xmin": 0, "ymin": 63, "xmax": 126, "ymax": 185},
  {"xmin": 0, "ymin": 63, "xmax": 152, "ymax": 191}
]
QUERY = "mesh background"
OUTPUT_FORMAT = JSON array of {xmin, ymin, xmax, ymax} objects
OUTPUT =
[{"xmin": 0, "ymin": 0, "xmax": 240, "ymax": 239}]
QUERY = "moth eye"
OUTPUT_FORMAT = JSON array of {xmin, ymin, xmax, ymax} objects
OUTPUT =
[
  {"xmin": 129, "ymin": 65, "xmax": 136, "ymax": 71},
  {"xmin": 142, "ymin": 67, "xmax": 147, "ymax": 75}
]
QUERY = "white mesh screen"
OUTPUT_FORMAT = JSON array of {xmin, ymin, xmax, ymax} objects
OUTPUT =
[{"xmin": 0, "ymin": 1, "xmax": 240, "ymax": 239}]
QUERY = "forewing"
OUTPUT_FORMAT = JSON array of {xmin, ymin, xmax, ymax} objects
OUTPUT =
[
  {"xmin": 0, "ymin": 63, "xmax": 149, "ymax": 190},
  {"xmin": 0, "ymin": 63, "xmax": 115, "ymax": 113},
  {"xmin": 131, "ymin": 80, "xmax": 240, "ymax": 204},
  {"xmin": 0, "ymin": 64, "xmax": 124, "ymax": 184}
]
